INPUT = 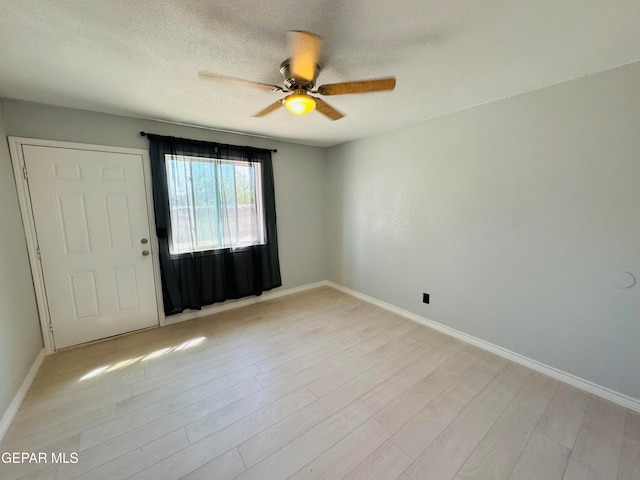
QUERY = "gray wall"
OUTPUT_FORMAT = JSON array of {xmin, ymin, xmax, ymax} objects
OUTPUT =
[
  {"xmin": 1, "ymin": 99, "xmax": 328, "ymax": 291},
  {"xmin": 326, "ymin": 62, "xmax": 640, "ymax": 400},
  {"xmin": 0, "ymin": 104, "xmax": 43, "ymax": 420}
]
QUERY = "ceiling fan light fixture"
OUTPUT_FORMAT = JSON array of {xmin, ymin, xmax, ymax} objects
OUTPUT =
[{"xmin": 284, "ymin": 93, "xmax": 316, "ymax": 115}]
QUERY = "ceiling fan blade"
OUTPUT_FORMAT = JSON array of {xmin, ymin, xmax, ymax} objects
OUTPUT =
[
  {"xmin": 253, "ymin": 100, "xmax": 285, "ymax": 118},
  {"xmin": 314, "ymin": 97, "xmax": 345, "ymax": 121},
  {"xmin": 288, "ymin": 31, "xmax": 322, "ymax": 82},
  {"xmin": 317, "ymin": 77, "xmax": 396, "ymax": 96},
  {"xmin": 199, "ymin": 71, "xmax": 284, "ymax": 92}
]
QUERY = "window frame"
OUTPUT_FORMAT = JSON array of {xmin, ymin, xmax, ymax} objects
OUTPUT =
[{"xmin": 164, "ymin": 153, "xmax": 267, "ymax": 256}]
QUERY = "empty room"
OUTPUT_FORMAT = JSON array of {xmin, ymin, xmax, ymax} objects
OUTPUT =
[{"xmin": 0, "ymin": 1, "xmax": 639, "ymax": 479}]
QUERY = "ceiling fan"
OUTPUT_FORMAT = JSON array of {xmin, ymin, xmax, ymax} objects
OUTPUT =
[{"xmin": 199, "ymin": 31, "xmax": 396, "ymax": 121}]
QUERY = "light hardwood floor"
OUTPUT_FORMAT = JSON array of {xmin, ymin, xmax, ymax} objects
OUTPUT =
[{"xmin": 1, "ymin": 286, "xmax": 638, "ymax": 480}]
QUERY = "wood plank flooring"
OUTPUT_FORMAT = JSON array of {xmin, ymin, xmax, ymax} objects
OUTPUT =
[{"xmin": 1, "ymin": 286, "xmax": 638, "ymax": 479}]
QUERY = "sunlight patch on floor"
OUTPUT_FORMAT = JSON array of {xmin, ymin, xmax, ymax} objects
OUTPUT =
[
  {"xmin": 78, "ymin": 365, "xmax": 109, "ymax": 381},
  {"xmin": 77, "ymin": 336, "xmax": 207, "ymax": 382}
]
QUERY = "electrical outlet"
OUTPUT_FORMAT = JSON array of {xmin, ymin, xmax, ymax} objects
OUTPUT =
[{"xmin": 423, "ymin": 293, "xmax": 430, "ymax": 304}]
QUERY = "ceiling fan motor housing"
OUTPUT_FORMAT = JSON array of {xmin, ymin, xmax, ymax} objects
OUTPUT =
[{"xmin": 280, "ymin": 59, "xmax": 318, "ymax": 91}]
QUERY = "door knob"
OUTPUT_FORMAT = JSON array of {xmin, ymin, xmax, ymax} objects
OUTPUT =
[{"xmin": 142, "ymin": 250, "xmax": 149, "ymax": 256}]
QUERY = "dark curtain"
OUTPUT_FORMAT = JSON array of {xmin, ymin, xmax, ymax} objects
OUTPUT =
[{"xmin": 147, "ymin": 134, "xmax": 281, "ymax": 315}]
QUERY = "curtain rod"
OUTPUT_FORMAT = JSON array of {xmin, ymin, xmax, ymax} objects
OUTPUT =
[{"xmin": 139, "ymin": 131, "xmax": 277, "ymax": 153}]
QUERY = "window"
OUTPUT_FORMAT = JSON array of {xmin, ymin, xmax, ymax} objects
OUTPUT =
[
  {"xmin": 165, "ymin": 154, "xmax": 266, "ymax": 254},
  {"xmin": 147, "ymin": 133, "xmax": 281, "ymax": 313}
]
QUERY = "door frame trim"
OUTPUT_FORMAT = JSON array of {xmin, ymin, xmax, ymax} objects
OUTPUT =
[{"xmin": 8, "ymin": 137, "xmax": 164, "ymax": 353}]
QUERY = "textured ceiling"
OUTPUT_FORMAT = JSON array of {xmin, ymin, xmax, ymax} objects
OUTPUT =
[{"xmin": 1, "ymin": 0, "xmax": 640, "ymax": 147}]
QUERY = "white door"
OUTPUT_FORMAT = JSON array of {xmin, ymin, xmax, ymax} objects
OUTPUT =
[{"xmin": 23, "ymin": 144, "xmax": 159, "ymax": 348}]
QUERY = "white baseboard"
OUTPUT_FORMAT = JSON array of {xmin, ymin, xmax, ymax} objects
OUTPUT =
[
  {"xmin": 164, "ymin": 281, "xmax": 331, "ymax": 325},
  {"xmin": 327, "ymin": 281, "xmax": 640, "ymax": 413},
  {"xmin": 0, "ymin": 348, "xmax": 46, "ymax": 442}
]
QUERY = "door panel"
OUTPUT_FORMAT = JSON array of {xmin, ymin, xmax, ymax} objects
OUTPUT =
[
  {"xmin": 104, "ymin": 193, "xmax": 133, "ymax": 249},
  {"xmin": 23, "ymin": 145, "xmax": 159, "ymax": 348}
]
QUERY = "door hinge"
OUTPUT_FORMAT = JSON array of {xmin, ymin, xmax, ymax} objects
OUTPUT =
[
  {"xmin": 49, "ymin": 323, "xmax": 54, "ymax": 333},
  {"xmin": 22, "ymin": 164, "xmax": 28, "ymax": 180},
  {"xmin": 36, "ymin": 246, "xmax": 41, "ymax": 259}
]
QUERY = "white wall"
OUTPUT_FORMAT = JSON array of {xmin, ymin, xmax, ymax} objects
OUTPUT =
[
  {"xmin": 0, "ymin": 104, "xmax": 43, "ymax": 419},
  {"xmin": 1, "ymin": 99, "xmax": 328, "ymax": 292},
  {"xmin": 326, "ymin": 62, "xmax": 640, "ymax": 400}
]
